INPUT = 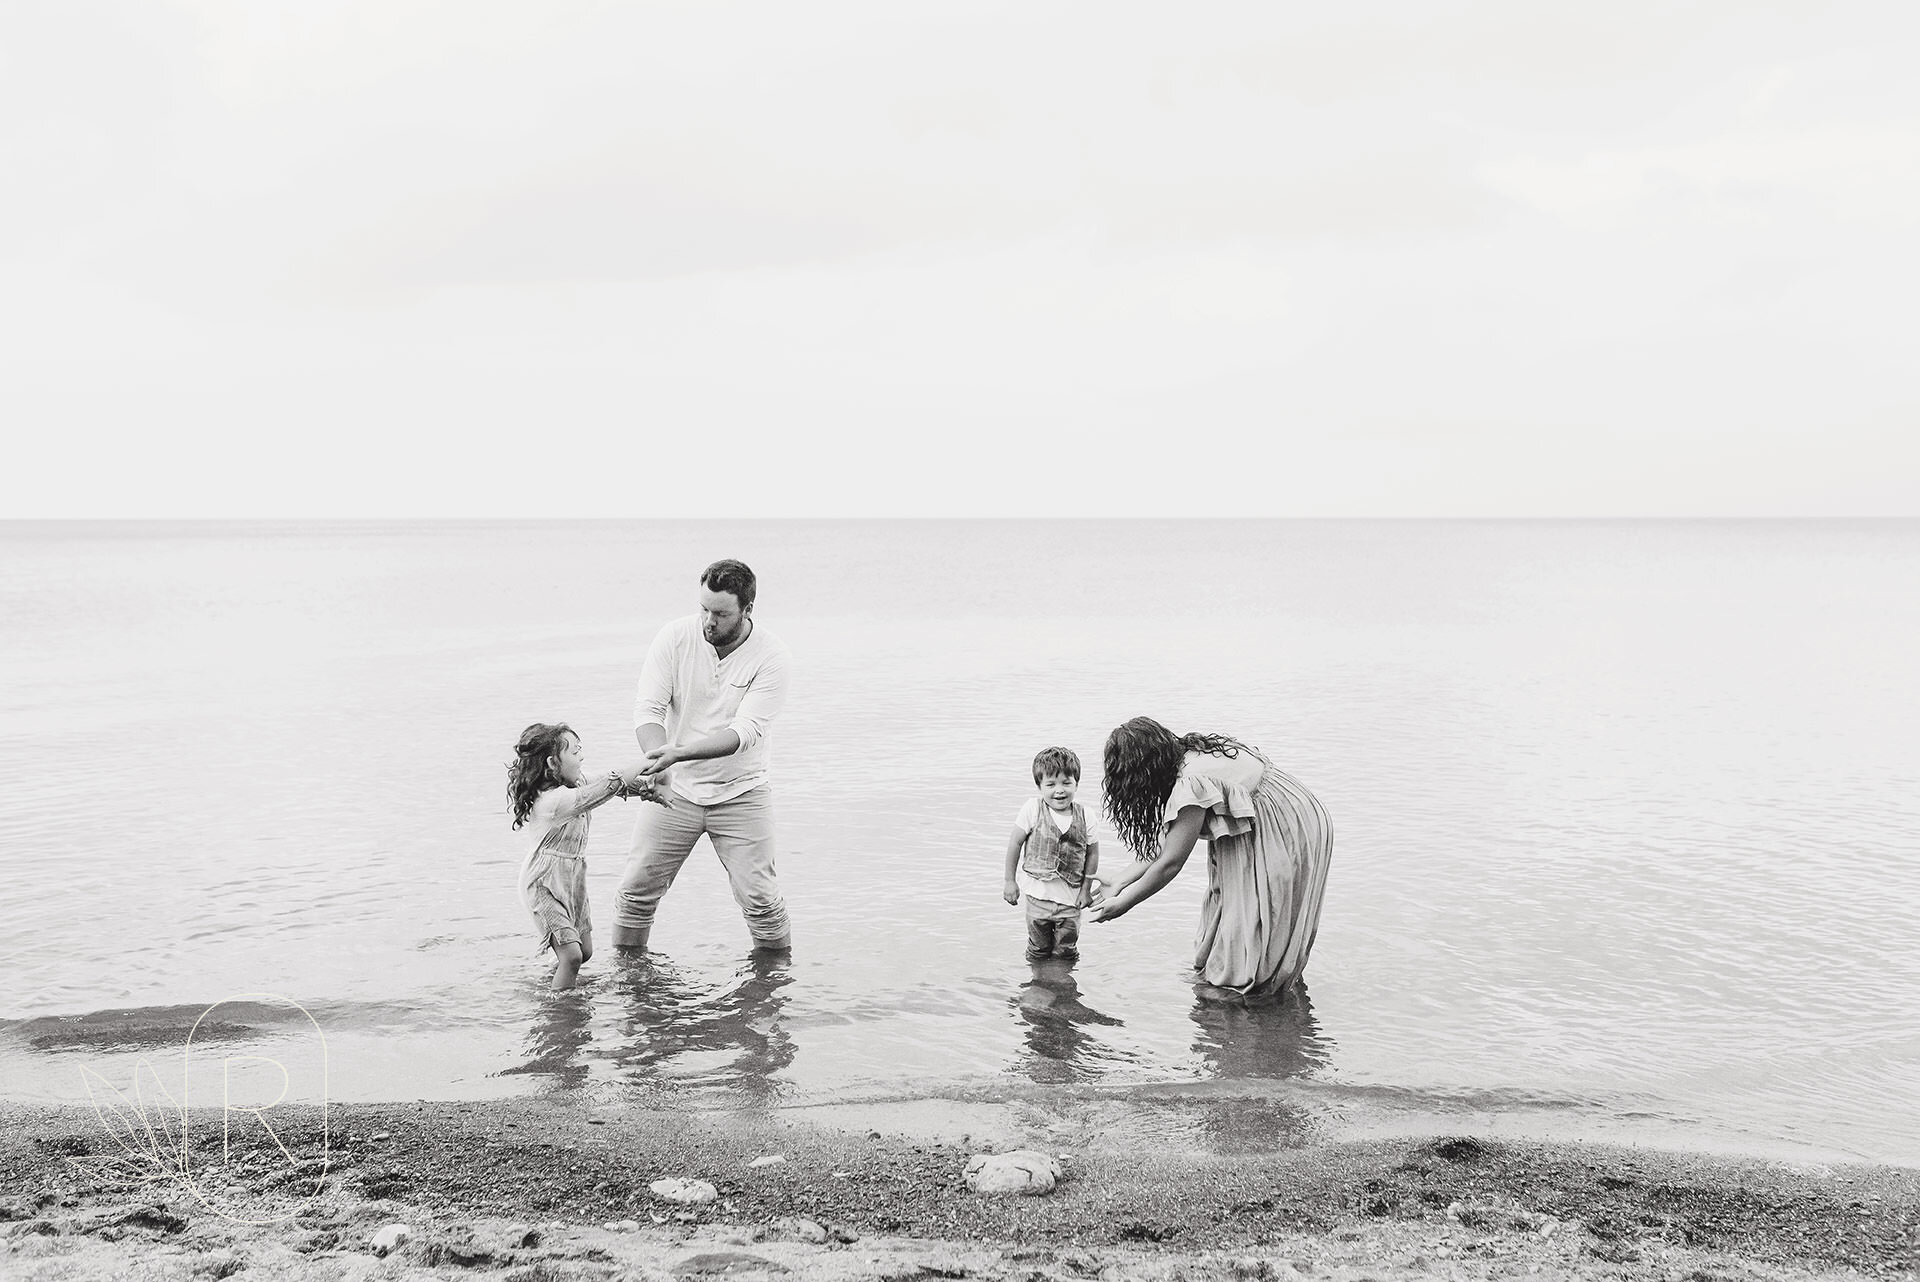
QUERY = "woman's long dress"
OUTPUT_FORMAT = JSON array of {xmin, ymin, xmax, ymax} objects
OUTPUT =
[{"xmin": 1163, "ymin": 749, "xmax": 1333, "ymax": 1000}]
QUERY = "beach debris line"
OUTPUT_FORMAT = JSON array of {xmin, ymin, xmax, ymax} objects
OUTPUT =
[
  {"xmin": 369, "ymin": 1222, "xmax": 411, "ymax": 1256},
  {"xmin": 650, "ymin": 1177, "xmax": 719, "ymax": 1205},
  {"xmin": 963, "ymin": 1149, "xmax": 1061, "ymax": 1196}
]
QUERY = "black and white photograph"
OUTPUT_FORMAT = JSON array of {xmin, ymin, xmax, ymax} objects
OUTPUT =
[{"xmin": 3, "ymin": 3, "xmax": 1917, "ymax": 1280}]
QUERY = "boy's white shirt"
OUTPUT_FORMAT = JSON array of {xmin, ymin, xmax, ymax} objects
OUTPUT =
[{"xmin": 1012, "ymin": 797, "xmax": 1100, "ymax": 907}]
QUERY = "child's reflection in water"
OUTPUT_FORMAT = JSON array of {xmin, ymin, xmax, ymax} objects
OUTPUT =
[
  {"xmin": 1011, "ymin": 959, "xmax": 1125, "ymax": 1083},
  {"xmin": 503, "ymin": 984, "xmax": 597, "ymax": 1088}
]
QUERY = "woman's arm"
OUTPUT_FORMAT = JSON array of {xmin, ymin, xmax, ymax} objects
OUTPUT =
[{"xmin": 1088, "ymin": 806, "xmax": 1206, "ymax": 923}]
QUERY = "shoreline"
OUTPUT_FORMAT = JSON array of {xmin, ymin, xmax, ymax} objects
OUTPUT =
[{"xmin": 5, "ymin": 1094, "xmax": 1916, "ymax": 1280}]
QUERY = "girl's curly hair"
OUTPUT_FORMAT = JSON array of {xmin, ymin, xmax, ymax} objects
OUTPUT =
[
  {"xmin": 507, "ymin": 722, "xmax": 576, "ymax": 829},
  {"xmin": 1102, "ymin": 716, "xmax": 1252, "ymax": 859}
]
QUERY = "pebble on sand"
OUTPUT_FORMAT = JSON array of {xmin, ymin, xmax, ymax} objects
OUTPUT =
[
  {"xmin": 748, "ymin": 1154, "xmax": 786, "ymax": 1168},
  {"xmin": 963, "ymin": 1150, "xmax": 1061, "ymax": 1196},
  {"xmin": 370, "ymin": 1223, "xmax": 411, "ymax": 1255}
]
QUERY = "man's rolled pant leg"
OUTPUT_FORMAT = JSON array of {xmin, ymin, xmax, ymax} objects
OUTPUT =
[
  {"xmin": 707, "ymin": 785, "xmax": 790, "ymax": 949},
  {"xmin": 612, "ymin": 790, "xmax": 705, "ymax": 949}
]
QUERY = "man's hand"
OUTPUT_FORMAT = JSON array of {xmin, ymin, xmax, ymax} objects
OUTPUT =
[
  {"xmin": 638, "ymin": 745, "xmax": 682, "ymax": 778},
  {"xmin": 1002, "ymin": 879, "xmax": 1020, "ymax": 907}
]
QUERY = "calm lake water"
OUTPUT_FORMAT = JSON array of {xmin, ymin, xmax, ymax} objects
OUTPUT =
[{"xmin": 2, "ymin": 521, "xmax": 1916, "ymax": 1164}]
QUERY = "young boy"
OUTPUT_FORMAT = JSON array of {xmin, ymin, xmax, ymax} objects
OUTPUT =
[{"xmin": 1002, "ymin": 747, "xmax": 1101, "ymax": 962}]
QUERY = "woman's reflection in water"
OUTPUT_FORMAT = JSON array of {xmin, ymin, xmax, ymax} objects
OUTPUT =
[
  {"xmin": 609, "ymin": 951, "xmax": 796, "ymax": 1099},
  {"xmin": 1189, "ymin": 979, "xmax": 1331, "ymax": 1079},
  {"xmin": 1187, "ymin": 980, "xmax": 1332, "ymax": 1151},
  {"xmin": 1011, "ymin": 959, "xmax": 1125, "ymax": 1083}
]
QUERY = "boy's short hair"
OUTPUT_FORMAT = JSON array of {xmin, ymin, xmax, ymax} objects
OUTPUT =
[
  {"xmin": 701, "ymin": 559, "xmax": 757, "ymax": 611},
  {"xmin": 1032, "ymin": 746, "xmax": 1081, "ymax": 784}
]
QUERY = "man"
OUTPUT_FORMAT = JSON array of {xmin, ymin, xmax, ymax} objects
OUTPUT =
[{"xmin": 613, "ymin": 559, "xmax": 793, "ymax": 953}]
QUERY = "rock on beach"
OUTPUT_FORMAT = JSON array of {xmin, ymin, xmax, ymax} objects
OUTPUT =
[{"xmin": 963, "ymin": 1149, "xmax": 1061, "ymax": 1196}]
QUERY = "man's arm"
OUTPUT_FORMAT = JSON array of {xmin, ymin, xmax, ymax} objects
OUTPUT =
[
  {"xmin": 632, "ymin": 625, "xmax": 676, "ymax": 750},
  {"xmin": 641, "ymin": 643, "xmax": 790, "ymax": 775}
]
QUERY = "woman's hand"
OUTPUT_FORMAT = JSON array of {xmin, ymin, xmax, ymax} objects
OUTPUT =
[{"xmin": 1088, "ymin": 892, "xmax": 1131, "ymax": 924}]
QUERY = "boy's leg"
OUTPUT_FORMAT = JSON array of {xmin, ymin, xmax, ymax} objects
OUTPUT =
[
  {"xmin": 1024, "ymin": 900, "xmax": 1055, "ymax": 961},
  {"xmin": 706, "ymin": 786, "xmax": 791, "ymax": 950},
  {"xmin": 612, "ymin": 791, "xmax": 706, "ymax": 950},
  {"xmin": 1051, "ymin": 910, "xmax": 1081, "ymax": 961}
]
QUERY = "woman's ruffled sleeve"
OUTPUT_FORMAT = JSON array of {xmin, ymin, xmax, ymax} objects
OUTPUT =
[{"xmin": 1162, "ymin": 766, "xmax": 1256, "ymax": 840}]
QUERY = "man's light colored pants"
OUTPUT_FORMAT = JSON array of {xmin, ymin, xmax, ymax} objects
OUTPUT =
[{"xmin": 612, "ymin": 785, "xmax": 790, "ymax": 950}]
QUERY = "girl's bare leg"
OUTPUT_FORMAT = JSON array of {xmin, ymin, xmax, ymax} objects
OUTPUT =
[{"xmin": 552, "ymin": 942, "xmax": 584, "ymax": 991}]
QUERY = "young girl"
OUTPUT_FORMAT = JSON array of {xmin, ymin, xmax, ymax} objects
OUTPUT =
[{"xmin": 507, "ymin": 722, "xmax": 661, "ymax": 991}]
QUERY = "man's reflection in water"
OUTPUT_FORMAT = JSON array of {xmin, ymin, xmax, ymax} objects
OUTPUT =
[
  {"xmin": 1011, "ymin": 959, "xmax": 1125, "ymax": 1083},
  {"xmin": 500, "ymin": 986, "xmax": 595, "ymax": 1088},
  {"xmin": 1189, "ymin": 979, "xmax": 1331, "ymax": 1079},
  {"xmin": 609, "ymin": 951, "xmax": 796, "ymax": 1099}
]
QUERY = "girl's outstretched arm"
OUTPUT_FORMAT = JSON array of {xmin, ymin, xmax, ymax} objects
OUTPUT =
[
  {"xmin": 542, "ymin": 767, "xmax": 652, "ymax": 822},
  {"xmin": 1088, "ymin": 806, "xmax": 1205, "ymax": 923}
]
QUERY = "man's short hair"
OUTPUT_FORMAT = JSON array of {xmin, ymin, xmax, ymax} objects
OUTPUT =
[
  {"xmin": 701, "ymin": 559, "xmax": 757, "ymax": 611},
  {"xmin": 1032, "ymin": 746, "xmax": 1081, "ymax": 784}
]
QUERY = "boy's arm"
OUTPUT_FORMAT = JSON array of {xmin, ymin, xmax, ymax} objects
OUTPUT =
[
  {"xmin": 1080, "ymin": 840, "xmax": 1101, "ymax": 906},
  {"xmin": 1002, "ymin": 828, "xmax": 1025, "ymax": 905}
]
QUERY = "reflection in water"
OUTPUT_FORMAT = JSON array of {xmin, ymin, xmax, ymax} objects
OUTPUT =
[
  {"xmin": 498, "ymin": 986, "xmax": 595, "ymax": 1087},
  {"xmin": 608, "ymin": 951, "xmax": 795, "ymax": 1098},
  {"xmin": 1189, "ymin": 980, "xmax": 1331, "ymax": 1080},
  {"xmin": 1010, "ymin": 960, "xmax": 1125, "ymax": 1083},
  {"xmin": 1189, "ymin": 981, "xmax": 1332, "ymax": 1151}
]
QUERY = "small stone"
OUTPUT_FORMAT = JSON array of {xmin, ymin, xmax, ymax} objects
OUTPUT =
[
  {"xmin": 756, "ymin": 1217, "xmax": 830, "ymax": 1244},
  {"xmin": 963, "ymin": 1149, "xmax": 1060, "ymax": 1196},
  {"xmin": 748, "ymin": 1154, "xmax": 786, "ymax": 1168},
  {"xmin": 604, "ymin": 1219, "xmax": 641, "ymax": 1232},
  {"xmin": 651, "ymin": 1178, "xmax": 718, "ymax": 1205},
  {"xmin": 371, "ymin": 1131, "xmax": 391, "ymax": 1141},
  {"xmin": 830, "ymin": 1171, "xmax": 851, "ymax": 1180},
  {"xmin": 370, "ymin": 1223, "xmax": 411, "ymax": 1256},
  {"xmin": 675, "ymin": 1250, "xmax": 789, "ymax": 1276}
]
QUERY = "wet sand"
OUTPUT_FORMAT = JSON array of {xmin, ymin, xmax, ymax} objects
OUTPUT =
[{"xmin": 4, "ymin": 1094, "xmax": 1916, "ymax": 1280}]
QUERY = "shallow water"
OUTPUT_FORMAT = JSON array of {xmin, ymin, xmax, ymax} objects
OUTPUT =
[{"xmin": 1, "ymin": 521, "xmax": 1916, "ymax": 1164}]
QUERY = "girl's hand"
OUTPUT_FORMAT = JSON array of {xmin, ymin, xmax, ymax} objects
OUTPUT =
[{"xmin": 1002, "ymin": 879, "xmax": 1020, "ymax": 906}]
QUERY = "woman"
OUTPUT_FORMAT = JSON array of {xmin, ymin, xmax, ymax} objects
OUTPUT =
[{"xmin": 1090, "ymin": 717, "xmax": 1332, "ymax": 1000}]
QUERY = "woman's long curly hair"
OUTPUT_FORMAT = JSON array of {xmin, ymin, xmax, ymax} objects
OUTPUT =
[
  {"xmin": 507, "ymin": 722, "xmax": 576, "ymax": 829},
  {"xmin": 1102, "ymin": 716, "xmax": 1252, "ymax": 858}
]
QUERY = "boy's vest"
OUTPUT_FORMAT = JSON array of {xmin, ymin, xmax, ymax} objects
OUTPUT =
[{"xmin": 1020, "ymin": 801, "xmax": 1090, "ymax": 887}]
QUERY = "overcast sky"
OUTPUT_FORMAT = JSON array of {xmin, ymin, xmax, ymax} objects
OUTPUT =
[{"xmin": 4, "ymin": 1, "xmax": 1916, "ymax": 516}]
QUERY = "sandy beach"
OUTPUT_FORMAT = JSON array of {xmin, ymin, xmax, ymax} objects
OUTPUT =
[{"xmin": 5, "ymin": 1091, "xmax": 1915, "ymax": 1282}]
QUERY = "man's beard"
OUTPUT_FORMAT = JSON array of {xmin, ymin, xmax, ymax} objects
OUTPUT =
[{"xmin": 706, "ymin": 619, "xmax": 744, "ymax": 647}]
